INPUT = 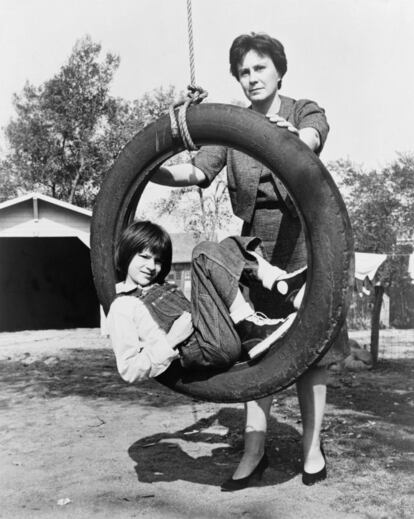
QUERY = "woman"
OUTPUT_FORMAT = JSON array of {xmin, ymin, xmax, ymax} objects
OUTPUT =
[{"xmin": 152, "ymin": 32, "xmax": 348, "ymax": 489}]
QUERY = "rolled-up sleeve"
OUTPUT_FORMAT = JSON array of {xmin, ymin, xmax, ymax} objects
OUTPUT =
[
  {"xmin": 192, "ymin": 145, "xmax": 227, "ymax": 187},
  {"xmin": 295, "ymin": 99, "xmax": 330, "ymax": 154},
  {"xmin": 107, "ymin": 297, "xmax": 179, "ymax": 383}
]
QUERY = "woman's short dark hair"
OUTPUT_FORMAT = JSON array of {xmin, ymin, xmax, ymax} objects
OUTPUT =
[
  {"xmin": 229, "ymin": 32, "xmax": 287, "ymax": 89},
  {"xmin": 115, "ymin": 220, "xmax": 172, "ymax": 283}
]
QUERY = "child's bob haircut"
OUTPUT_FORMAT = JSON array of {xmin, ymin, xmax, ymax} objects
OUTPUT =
[{"xmin": 115, "ymin": 220, "xmax": 172, "ymax": 284}]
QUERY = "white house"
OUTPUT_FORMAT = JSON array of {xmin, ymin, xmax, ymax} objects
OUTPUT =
[
  {"xmin": 0, "ymin": 193, "xmax": 198, "ymax": 332},
  {"xmin": 0, "ymin": 193, "xmax": 99, "ymax": 331}
]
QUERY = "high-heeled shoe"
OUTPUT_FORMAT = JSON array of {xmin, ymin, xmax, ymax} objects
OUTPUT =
[
  {"xmin": 221, "ymin": 452, "xmax": 269, "ymax": 492},
  {"xmin": 302, "ymin": 443, "xmax": 327, "ymax": 486}
]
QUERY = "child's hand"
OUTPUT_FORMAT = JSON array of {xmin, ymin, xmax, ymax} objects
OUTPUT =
[{"xmin": 167, "ymin": 312, "xmax": 194, "ymax": 348}]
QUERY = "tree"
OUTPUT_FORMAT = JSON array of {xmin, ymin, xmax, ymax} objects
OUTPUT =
[
  {"xmin": 101, "ymin": 85, "xmax": 181, "ymax": 161},
  {"xmin": 3, "ymin": 36, "xmax": 121, "ymax": 207},
  {"xmin": 0, "ymin": 159, "xmax": 20, "ymax": 202},
  {"xmin": 382, "ymin": 152, "xmax": 414, "ymax": 235},
  {"xmin": 145, "ymin": 169, "xmax": 238, "ymax": 241},
  {"xmin": 139, "ymin": 85, "xmax": 181, "ymax": 124},
  {"xmin": 1, "ymin": 34, "xmax": 182, "ymax": 208},
  {"xmin": 88, "ymin": 86, "xmax": 180, "ymax": 205},
  {"xmin": 330, "ymin": 154, "xmax": 414, "ymax": 361}
]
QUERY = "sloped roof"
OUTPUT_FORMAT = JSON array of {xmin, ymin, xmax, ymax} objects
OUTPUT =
[
  {"xmin": 0, "ymin": 192, "xmax": 91, "ymax": 216},
  {"xmin": 0, "ymin": 193, "xmax": 202, "ymax": 260},
  {"xmin": 0, "ymin": 192, "xmax": 91, "ymax": 245}
]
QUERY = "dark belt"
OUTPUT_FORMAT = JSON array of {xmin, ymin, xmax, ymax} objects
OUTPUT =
[
  {"xmin": 255, "ymin": 196, "xmax": 298, "ymax": 218},
  {"xmin": 255, "ymin": 200, "xmax": 283, "ymax": 209}
]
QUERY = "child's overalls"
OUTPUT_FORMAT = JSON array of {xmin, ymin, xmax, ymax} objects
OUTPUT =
[{"xmin": 129, "ymin": 236, "xmax": 262, "ymax": 370}]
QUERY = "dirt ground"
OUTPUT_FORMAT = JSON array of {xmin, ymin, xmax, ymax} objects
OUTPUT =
[{"xmin": 0, "ymin": 329, "xmax": 413, "ymax": 519}]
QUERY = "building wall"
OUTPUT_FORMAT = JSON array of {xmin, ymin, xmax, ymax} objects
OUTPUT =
[
  {"xmin": 38, "ymin": 199, "xmax": 90, "ymax": 233},
  {"xmin": 0, "ymin": 200, "xmax": 34, "ymax": 232},
  {"xmin": 168, "ymin": 263, "xmax": 191, "ymax": 299},
  {"xmin": 0, "ymin": 237, "xmax": 99, "ymax": 331}
]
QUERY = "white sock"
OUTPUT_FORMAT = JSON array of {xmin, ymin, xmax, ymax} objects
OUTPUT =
[
  {"xmin": 230, "ymin": 302, "xmax": 254, "ymax": 324},
  {"xmin": 250, "ymin": 251, "xmax": 286, "ymax": 290}
]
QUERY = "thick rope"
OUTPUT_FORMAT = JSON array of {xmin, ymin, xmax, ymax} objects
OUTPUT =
[
  {"xmin": 168, "ymin": 0, "xmax": 207, "ymax": 151},
  {"xmin": 186, "ymin": 0, "xmax": 196, "ymax": 86},
  {"xmin": 168, "ymin": 1, "xmax": 208, "ymax": 150}
]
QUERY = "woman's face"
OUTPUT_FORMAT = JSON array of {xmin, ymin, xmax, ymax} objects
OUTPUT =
[
  {"xmin": 126, "ymin": 249, "xmax": 162, "ymax": 287},
  {"xmin": 237, "ymin": 49, "xmax": 281, "ymax": 107}
]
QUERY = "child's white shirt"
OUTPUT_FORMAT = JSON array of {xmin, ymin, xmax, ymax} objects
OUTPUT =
[{"xmin": 107, "ymin": 281, "xmax": 179, "ymax": 383}]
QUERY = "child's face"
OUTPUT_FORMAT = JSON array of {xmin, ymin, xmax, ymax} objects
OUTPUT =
[{"xmin": 126, "ymin": 248, "xmax": 162, "ymax": 287}]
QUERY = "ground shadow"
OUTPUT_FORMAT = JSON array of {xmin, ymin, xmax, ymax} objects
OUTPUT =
[
  {"xmin": 1, "ymin": 349, "xmax": 413, "ymax": 420},
  {"xmin": 327, "ymin": 359, "xmax": 414, "ymax": 426},
  {"xmin": 0, "ymin": 348, "xmax": 189, "ymax": 407},
  {"xmin": 128, "ymin": 407, "xmax": 302, "ymax": 488},
  {"xmin": 323, "ymin": 359, "xmax": 414, "ymax": 472}
]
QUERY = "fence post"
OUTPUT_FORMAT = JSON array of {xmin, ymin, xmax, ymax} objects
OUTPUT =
[{"xmin": 370, "ymin": 285, "xmax": 385, "ymax": 365}]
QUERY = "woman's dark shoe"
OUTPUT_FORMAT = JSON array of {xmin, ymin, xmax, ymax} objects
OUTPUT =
[
  {"xmin": 302, "ymin": 443, "xmax": 327, "ymax": 486},
  {"xmin": 221, "ymin": 452, "xmax": 269, "ymax": 492}
]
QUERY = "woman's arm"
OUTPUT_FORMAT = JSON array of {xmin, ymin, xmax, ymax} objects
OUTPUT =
[
  {"xmin": 298, "ymin": 127, "xmax": 321, "ymax": 152},
  {"xmin": 266, "ymin": 114, "xmax": 321, "ymax": 152},
  {"xmin": 295, "ymin": 99, "xmax": 329, "ymax": 154},
  {"xmin": 267, "ymin": 99, "xmax": 329, "ymax": 154},
  {"xmin": 151, "ymin": 146, "xmax": 227, "ymax": 188},
  {"xmin": 151, "ymin": 163, "xmax": 207, "ymax": 187}
]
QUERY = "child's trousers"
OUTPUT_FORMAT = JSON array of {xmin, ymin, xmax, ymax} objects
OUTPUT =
[{"xmin": 140, "ymin": 236, "xmax": 260, "ymax": 370}]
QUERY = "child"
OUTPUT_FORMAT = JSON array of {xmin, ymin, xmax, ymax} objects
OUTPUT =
[{"xmin": 107, "ymin": 220, "xmax": 304, "ymax": 383}]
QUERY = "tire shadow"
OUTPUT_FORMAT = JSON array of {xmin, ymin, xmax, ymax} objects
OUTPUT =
[
  {"xmin": 128, "ymin": 407, "xmax": 302, "ymax": 488},
  {"xmin": 0, "ymin": 348, "xmax": 189, "ymax": 406}
]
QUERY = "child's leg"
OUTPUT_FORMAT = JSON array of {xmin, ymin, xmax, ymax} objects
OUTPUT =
[
  {"xmin": 189, "ymin": 240, "xmax": 250, "ymax": 367},
  {"xmin": 249, "ymin": 250, "xmax": 307, "ymax": 292},
  {"xmin": 189, "ymin": 237, "xmax": 297, "ymax": 367}
]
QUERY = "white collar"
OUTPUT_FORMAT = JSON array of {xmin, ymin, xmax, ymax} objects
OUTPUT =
[{"xmin": 115, "ymin": 280, "xmax": 140, "ymax": 294}]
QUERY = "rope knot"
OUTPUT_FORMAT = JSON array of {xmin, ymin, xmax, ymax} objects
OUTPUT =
[
  {"xmin": 186, "ymin": 84, "xmax": 208, "ymax": 105},
  {"xmin": 169, "ymin": 85, "xmax": 208, "ymax": 151}
]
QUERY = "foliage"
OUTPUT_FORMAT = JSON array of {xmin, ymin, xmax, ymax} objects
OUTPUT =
[
  {"xmin": 0, "ymin": 161, "xmax": 19, "ymax": 202},
  {"xmin": 3, "ymin": 36, "xmax": 120, "ymax": 206},
  {"xmin": 149, "ymin": 170, "xmax": 237, "ymax": 241},
  {"xmin": 139, "ymin": 85, "xmax": 180, "ymax": 124},
  {"xmin": 102, "ymin": 85, "xmax": 181, "ymax": 158},
  {"xmin": 0, "ymin": 31, "xmax": 228, "ymax": 234},
  {"xmin": 382, "ymin": 152, "xmax": 414, "ymax": 235},
  {"xmin": 1, "ymin": 35, "xmax": 180, "ymax": 208},
  {"xmin": 330, "ymin": 154, "xmax": 414, "ymax": 251},
  {"xmin": 330, "ymin": 154, "xmax": 414, "ymax": 328}
]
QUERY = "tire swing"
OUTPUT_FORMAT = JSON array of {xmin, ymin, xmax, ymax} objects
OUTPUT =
[{"xmin": 91, "ymin": 103, "xmax": 354, "ymax": 403}]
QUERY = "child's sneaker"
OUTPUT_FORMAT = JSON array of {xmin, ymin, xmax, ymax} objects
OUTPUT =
[
  {"xmin": 246, "ymin": 312, "xmax": 297, "ymax": 359},
  {"xmin": 236, "ymin": 312, "xmax": 297, "ymax": 359}
]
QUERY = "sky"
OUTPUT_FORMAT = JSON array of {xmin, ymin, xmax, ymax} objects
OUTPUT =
[{"xmin": 1, "ymin": 0, "xmax": 413, "ymax": 170}]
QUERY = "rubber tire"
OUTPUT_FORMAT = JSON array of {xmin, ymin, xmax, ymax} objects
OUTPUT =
[{"xmin": 91, "ymin": 103, "xmax": 354, "ymax": 403}]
